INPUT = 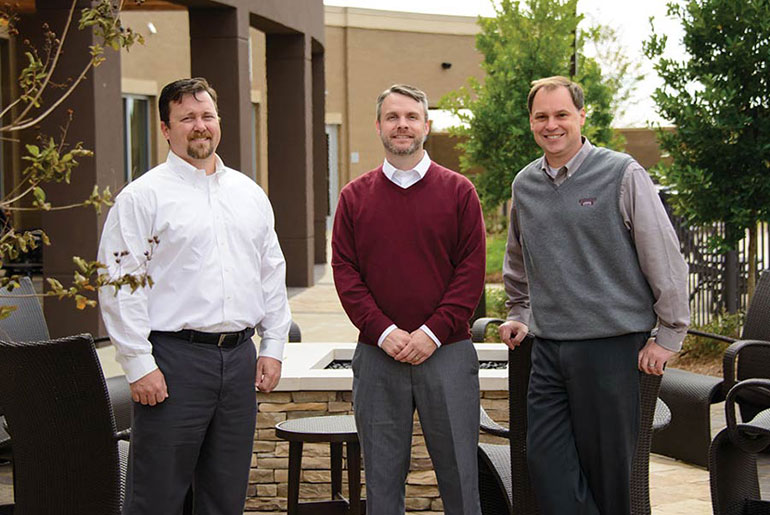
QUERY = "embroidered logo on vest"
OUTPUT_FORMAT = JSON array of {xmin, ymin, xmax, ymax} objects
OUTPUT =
[{"xmin": 579, "ymin": 197, "xmax": 596, "ymax": 206}]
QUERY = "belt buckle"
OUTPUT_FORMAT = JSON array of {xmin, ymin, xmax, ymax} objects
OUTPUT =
[{"xmin": 217, "ymin": 334, "xmax": 227, "ymax": 347}]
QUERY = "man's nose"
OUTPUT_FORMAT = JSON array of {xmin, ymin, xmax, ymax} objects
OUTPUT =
[{"xmin": 192, "ymin": 116, "xmax": 207, "ymax": 131}]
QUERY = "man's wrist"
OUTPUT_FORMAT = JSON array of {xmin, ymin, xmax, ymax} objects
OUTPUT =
[
  {"xmin": 378, "ymin": 324, "xmax": 398, "ymax": 348},
  {"xmin": 419, "ymin": 324, "xmax": 441, "ymax": 348}
]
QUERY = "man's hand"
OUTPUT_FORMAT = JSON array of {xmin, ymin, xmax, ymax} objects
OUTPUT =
[
  {"xmin": 394, "ymin": 329, "xmax": 437, "ymax": 365},
  {"xmin": 499, "ymin": 320, "xmax": 529, "ymax": 350},
  {"xmin": 130, "ymin": 369, "xmax": 168, "ymax": 406},
  {"xmin": 256, "ymin": 356, "xmax": 282, "ymax": 393},
  {"xmin": 638, "ymin": 338, "xmax": 676, "ymax": 376},
  {"xmin": 381, "ymin": 328, "xmax": 411, "ymax": 359}
]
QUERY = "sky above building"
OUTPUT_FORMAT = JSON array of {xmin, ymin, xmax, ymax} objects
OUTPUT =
[{"xmin": 324, "ymin": 0, "xmax": 686, "ymax": 127}]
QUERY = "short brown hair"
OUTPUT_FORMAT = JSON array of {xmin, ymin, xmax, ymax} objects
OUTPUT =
[
  {"xmin": 527, "ymin": 76, "xmax": 584, "ymax": 113},
  {"xmin": 376, "ymin": 84, "xmax": 429, "ymax": 121},
  {"xmin": 159, "ymin": 77, "xmax": 218, "ymax": 125}
]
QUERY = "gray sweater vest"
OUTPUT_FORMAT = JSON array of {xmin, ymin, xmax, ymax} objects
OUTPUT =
[{"xmin": 513, "ymin": 146, "xmax": 656, "ymax": 340}]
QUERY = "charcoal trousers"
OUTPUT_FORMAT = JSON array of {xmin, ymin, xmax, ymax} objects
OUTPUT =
[
  {"xmin": 123, "ymin": 329, "xmax": 257, "ymax": 515},
  {"xmin": 526, "ymin": 332, "xmax": 647, "ymax": 515},
  {"xmin": 352, "ymin": 339, "xmax": 482, "ymax": 515}
]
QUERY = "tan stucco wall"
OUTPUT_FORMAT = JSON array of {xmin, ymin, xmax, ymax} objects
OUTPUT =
[
  {"xmin": 249, "ymin": 28, "xmax": 268, "ymax": 191},
  {"xmin": 120, "ymin": 11, "xmax": 190, "ymax": 168},
  {"xmin": 120, "ymin": 11, "xmax": 269, "ymax": 190},
  {"xmin": 323, "ymin": 7, "xmax": 483, "ymax": 201}
]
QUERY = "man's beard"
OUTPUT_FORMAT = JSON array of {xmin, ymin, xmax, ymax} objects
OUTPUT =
[
  {"xmin": 381, "ymin": 133, "xmax": 425, "ymax": 156},
  {"xmin": 187, "ymin": 131, "xmax": 214, "ymax": 160}
]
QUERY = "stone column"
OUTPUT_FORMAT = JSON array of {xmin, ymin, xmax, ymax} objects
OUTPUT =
[
  {"xmin": 266, "ymin": 34, "xmax": 314, "ymax": 286},
  {"xmin": 20, "ymin": 1, "xmax": 123, "ymax": 338},
  {"xmin": 188, "ymin": 5, "xmax": 253, "ymax": 177},
  {"xmin": 312, "ymin": 47, "xmax": 327, "ymax": 264}
]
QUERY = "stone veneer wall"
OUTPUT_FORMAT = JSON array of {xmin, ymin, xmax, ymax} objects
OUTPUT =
[{"xmin": 246, "ymin": 390, "xmax": 510, "ymax": 513}]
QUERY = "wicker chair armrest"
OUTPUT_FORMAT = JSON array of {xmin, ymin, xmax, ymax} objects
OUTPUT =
[
  {"xmin": 471, "ymin": 317, "xmax": 505, "ymax": 343},
  {"xmin": 724, "ymin": 378, "xmax": 770, "ymax": 453},
  {"xmin": 686, "ymin": 328, "xmax": 737, "ymax": 344},
  {"xmin": 722, "ymin": 339, "xmax": 770, "ymax": 395},
  {"xmin": 480, "ymin": 406, "xmax": 509, "ymax": 439},
  {"xmin": 289, "ymin": 320, "xmax": 302, "ymax": 343},
  {"xmin": 92, "ymin": 335, "xmax": 112, "ymax": 349},
  {"xmin": 115, "ymin": 428, "xmax": 131, "ymax": 441}
]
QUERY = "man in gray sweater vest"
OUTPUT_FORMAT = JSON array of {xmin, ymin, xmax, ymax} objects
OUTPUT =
[{"xmin": 498, "ymin": 76, "xmax": 690, "ymax": 515}]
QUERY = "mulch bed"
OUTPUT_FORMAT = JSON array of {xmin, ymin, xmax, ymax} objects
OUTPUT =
[{"xmin": 667, "ymin": 354, "xmax": 722, "ymax": 377}]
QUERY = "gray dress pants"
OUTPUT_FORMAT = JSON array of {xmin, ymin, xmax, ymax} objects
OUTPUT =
[
  {"xmin": 526, "ymin": 332, "xmax": 647, "ymax": 515},
  {"xmin": 123, "ymin": 330, "xmax": 257, "ymax": 515},
  {"xmin": 352, "ymin": 339, "xmax": 482, "ymax": 515}
]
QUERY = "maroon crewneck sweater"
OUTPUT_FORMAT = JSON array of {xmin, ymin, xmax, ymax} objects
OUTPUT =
[{"xmin": 332, "ymin": 162, "xmax": 486, "ymax": 346}]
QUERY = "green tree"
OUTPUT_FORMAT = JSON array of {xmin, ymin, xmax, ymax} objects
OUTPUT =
[
  {"xmin": 643, "ymin": 0, "xmax": 770, "ymax": 299},
  {"xmin": 0, "ymin": 0, "xmax": 150, "ymax": 317},
  {"xmin": 440, "ymin": 0, "xmax": 636, "ymax": 211}
]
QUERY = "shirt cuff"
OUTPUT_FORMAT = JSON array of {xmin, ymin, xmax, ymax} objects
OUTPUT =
[
  {"xmin": 506, "ymin": 305, "xmax": 531, "ymax": 326},
  {"xmin": 118, "ymin": 353, "xmax": 159, "ymax": 384},
  {"xmin": 377, "ymin": 324, "xmax": 397, "ymax": 348},
  {"xmin": 258, "ymin": 337, "xmax": 285, "ymax": 362},
  {"xmin": 420, "ymin": 324, "xmax": 442, "ymax": 348},
  {"xmin": 654, "ymin": 325, "xmax": 685, "ymax": 353}
]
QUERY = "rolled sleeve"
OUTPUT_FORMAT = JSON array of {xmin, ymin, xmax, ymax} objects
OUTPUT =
[
  {"xmin": 98, "ymin": 190, "xmax": 157, "ymax": 383},
  {"xmin": 255, "ymin": 196, "xmax": 291, "ymax": 361},
  {"xmin": 620, "ymin": 163, "xmax": 690, "ymax": 352},
  {"xmin": 502, "ymin": 183, "xmax": 531, "ymax": 325}
]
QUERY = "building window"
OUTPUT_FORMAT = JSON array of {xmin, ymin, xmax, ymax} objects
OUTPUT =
[{"xmin": 123, "ymin": 95, "xmax": 151, "ymax": 181}]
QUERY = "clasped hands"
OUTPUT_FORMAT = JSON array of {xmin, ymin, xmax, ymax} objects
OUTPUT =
[{"xmin": 381, "ymin": 328, "xmax": 437, "ymax": 365}]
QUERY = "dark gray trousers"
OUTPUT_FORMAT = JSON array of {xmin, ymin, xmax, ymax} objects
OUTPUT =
[
  {"xmin": 526, "ymin": 333, "xmax": 647, "ymax": 515},
  {"xmin": 123, "ymin": 330, "xmax": 257, "ymax": 515},
  {"xmin": 352, "ymin": 340, "xmax": 482, "ymax": 515}
]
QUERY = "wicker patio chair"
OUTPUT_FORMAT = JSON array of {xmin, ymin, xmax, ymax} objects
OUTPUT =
[
  {"xmin": 653, "ymin": 269, "xmax": 770, "ymax": 467},
  {"xmin": 472, "ymin": 318, "xmax": 666, "ymax": 515},
  {"xmin": 289, "ymin": 320, "xmax": 302, "ymax": 342},
  {"xmin": 710, "ymin": 378, "xmax": 770, "ymax": 515},
  {"xmin": 0, "ymin": 334, "xmax": 129, "ymax": 514},
  {"xmin": 0, "ymin": 277, "xmax": 132, "ymax": 436}
]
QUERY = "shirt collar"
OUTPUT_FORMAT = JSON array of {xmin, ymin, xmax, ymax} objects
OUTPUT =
[
  {"xmin": 538, "ymin": 138, "xmax": 592, "ymax": 180},
  {"xmin": 382, "ymin": 150, "xmax": 432, "ymax": 180},
  {"xmin": 166, "ymin": 150, "xmax": 226, "ymax": 183}
]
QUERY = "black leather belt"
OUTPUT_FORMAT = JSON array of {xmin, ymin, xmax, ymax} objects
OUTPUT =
[{"xmin": 156, "ymin": 328, "xmax": 251, "ymax": 348}]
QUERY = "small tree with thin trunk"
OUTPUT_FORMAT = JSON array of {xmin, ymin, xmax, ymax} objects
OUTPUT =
[
  {"xmin": 440, "ymin": 0, "xmax": 641, "ymax": 213},
  {"xmin": 0, "ymin": 0, "xmax": 151, "ymax": 318},
  {"xmin": 644, "ymin": 0, "xmax": 770, "ymax": 302}
]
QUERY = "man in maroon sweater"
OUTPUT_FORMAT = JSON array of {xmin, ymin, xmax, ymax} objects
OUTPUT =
[{"xmin": 332, "ymin": 84, "xmax": 486, "ymax": 515}]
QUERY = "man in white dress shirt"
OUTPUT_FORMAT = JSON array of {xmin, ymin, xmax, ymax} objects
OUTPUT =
[{"xmin": 98, "ymin": 77, "xmax": 291, "ymax": 515}]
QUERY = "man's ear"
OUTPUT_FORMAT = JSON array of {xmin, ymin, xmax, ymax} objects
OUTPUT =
[{"xmin": 160, "ymin": 121, "xmax": 170, "ymax": 141}]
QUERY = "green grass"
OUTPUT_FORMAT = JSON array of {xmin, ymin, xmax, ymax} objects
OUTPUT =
[{"xmin": 486, "ymin": 232, "xmax": 506, "ymax": 279}]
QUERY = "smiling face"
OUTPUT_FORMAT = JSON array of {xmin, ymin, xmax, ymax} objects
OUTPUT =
[
  {"xmin": 376, "ymin": 92, "xmax": 430, "ymax": 159},
  {"xmin": 160, "ymin": 91, "xmax": 221, "ymax": 170},
  {"xmin": 529, "ymin": 86, "xmax": 586, "ymax": 168}
]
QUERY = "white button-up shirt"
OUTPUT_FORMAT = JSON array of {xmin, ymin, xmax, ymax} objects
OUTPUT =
[{"xmin": 98, "ymin": 151, "xmax": 291, "ymax": 382}]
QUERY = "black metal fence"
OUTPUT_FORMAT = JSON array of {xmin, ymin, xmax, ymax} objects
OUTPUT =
[{"xmin": 661, "ymin": 193, "xmax": 770, "ymax": 326}]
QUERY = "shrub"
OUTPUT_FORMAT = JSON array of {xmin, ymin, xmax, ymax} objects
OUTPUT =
[{"xmin": 680, "ymin": 311, "xmax": 744, "ymax": 360}]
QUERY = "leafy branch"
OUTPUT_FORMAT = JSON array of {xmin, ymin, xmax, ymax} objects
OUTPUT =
[{"xmin": 0, "ymin": 0, "xmax": 148, "ymax": 314}]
